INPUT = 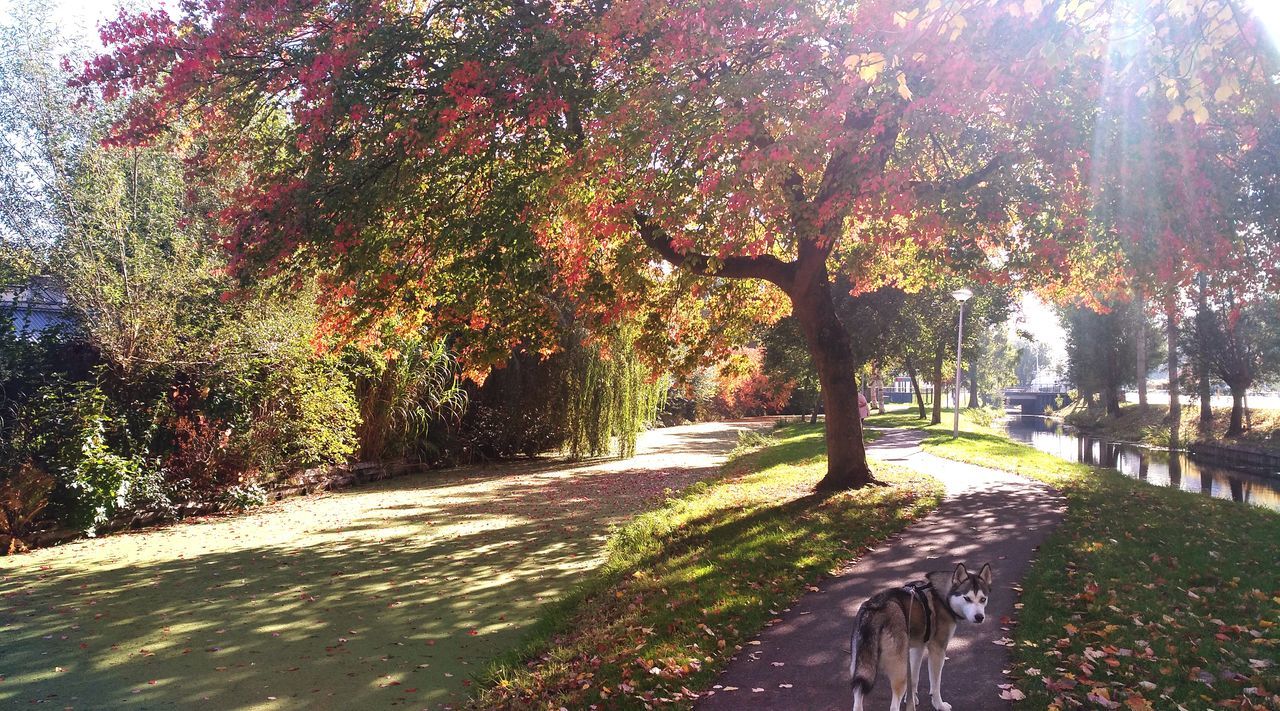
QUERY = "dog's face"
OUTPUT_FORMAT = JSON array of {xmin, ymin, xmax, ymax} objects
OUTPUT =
[{"xmin": 947, "ymin": 563, "xmax": 992, "ymax": 623}]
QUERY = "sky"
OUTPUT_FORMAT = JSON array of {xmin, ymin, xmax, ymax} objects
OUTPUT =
[
  {"xmin": 0, "ymin": 0, "xmax": 130, "ymax": 45},
  {"xmin": 54, "ymin": 0, "xmax": 126, "ymax": 44},
  {"xmin": 1010, "ymin": 292, "xmax": 1067, "ymax": 379}
]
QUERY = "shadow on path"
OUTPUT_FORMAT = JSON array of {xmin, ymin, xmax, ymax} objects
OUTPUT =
[{"xmin": 699, "ymin": 429, "xmax": 1064, "ymax": 711}]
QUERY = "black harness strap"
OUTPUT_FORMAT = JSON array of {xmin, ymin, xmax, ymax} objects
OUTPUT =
[{"xmin": 903, "ymin": 580, "xmax": 934, "ymax": 643}]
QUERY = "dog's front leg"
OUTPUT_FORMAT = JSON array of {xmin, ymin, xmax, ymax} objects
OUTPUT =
[{"xmin": 927, "ymin": 643, "xmax": 951, "ymax": 711}]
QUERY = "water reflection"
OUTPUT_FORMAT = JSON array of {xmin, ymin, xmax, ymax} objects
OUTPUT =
[{"xmin": 1003, "ymin": 415, "xmax": 1280, "ymax": 511}]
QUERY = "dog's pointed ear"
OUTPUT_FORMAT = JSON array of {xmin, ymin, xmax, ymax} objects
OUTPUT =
[
  {"xmin": 952, "ymin": 563, "xmax": 968, "ymax": 585},
  {"xmin": 978, "ymin": 563, "xmax": 992, "ymax": 586}
]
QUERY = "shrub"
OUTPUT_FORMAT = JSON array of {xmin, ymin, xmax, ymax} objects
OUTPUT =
[
  {"xmin": 221, "ymin": 482, "xmax": 268, "ymax": 511},
  {"xmin": 348, "ymin": 336, "xmax": 467, "ymax": 461},
  {"xmin": 0, "ymin": 463, "xmax": 55, "ymax": 554},
  {"xmin": 240, "ymin": 357, "xmax": 360, "ymax": 474},
  {"xmin": 17, "ymin": 379, "xmax": 158, "ymax": 533},
  {"xmin": 733, "ymin": 429, "xmax": 775, "ymax": 453},
  {"xmin": 707, "ymin": 350, "xmax": 794, "ymax": 419},
  {"xmin": 729, "ymin": 371, "xmax": 795, "ymax": 416},
  {"xmin": 456, "ymin": 401, "xmax": 564, "ymax": 460},
  {"xmin": 966, "ymin": 406, "xmax": 1005, "ymax": 428},
  {"xmin": 157, "ymin": 386, "xmax": 240, "ymax": 496},
  {"xmin": 1142, "ymin": 423, "xmax": 1173, "ymax": 448}
]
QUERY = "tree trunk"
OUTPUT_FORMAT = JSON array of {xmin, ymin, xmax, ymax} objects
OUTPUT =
[
  {"xmin": 1198, "ymin": 369, "xmax": 1212, "ymax": 425},
  {"xmin": 1227, "ymin": 388, "xmax": 1246, "ymax": 437},
  {"xmin": 810, "ymin": 387, "xmax": 820, "ymax": 424},
  {"xmin": 1104, "ymin": 385, "xmax": 1122, "ymax": 418},
  {"xmin": 968, "ymin": 358, "xmax": 979, "ymax": 408},
  {"xmin": 1104, "ymin": 320, "xmax": 1122, "ymax": 418},
  {"xmin": 790, "ymin": 277, "xmax": 873, "ymax": 490},
  {"xmin": 1197, "ymin": 273, "xmax": 1212, "ymax": 425},
  {"xmin": 906, "ymin": 358, "xmax": 927, "ymax": 419},
  {"xmin": 1135, "ymin": 288, "xmax": 1148, "ymax": 409},
  {"xmin": 930, "ymin": 345, "xmax": 944, "ymax": 425},
  {"xmin": 1166, "ymin": 297, "xmax": 1181, "ymax": 447}
]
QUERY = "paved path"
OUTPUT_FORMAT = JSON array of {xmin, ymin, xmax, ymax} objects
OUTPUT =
[
  {"xmin": 700, "ymin": 428, "xmax": 1065, "ymax": 711},
  {"xmin": 0, "ymin": 421, "xmax": 765, "ymax": 710}
]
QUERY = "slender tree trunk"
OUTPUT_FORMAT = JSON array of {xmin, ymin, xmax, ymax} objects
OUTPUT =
[
  {"xmin": 1104, "ymin": 335, "xmax": 1122, "ymax": 418},
  {"xmin": 791, "ymin": 277, "xmax": 872, "ymax": 490},
  {"xmin": 1227, "ymin": 387, "xmax": 1246, "ymax": 437},
  {"xmin": 1166, "ymin": 297, "xmax": 1181, "ymax": 447},
  {"xmin": 1198, "ymin": 367, "xmax": 1212, "ymax": 425},
  {"xmin": 968, "ymin": 358, "xmax": 979, "ymax": 408},
  {"xmin": 931, "ymin": 345, "xmax": 944, "ymax": 425},
  {"xmin": 906, "ymin": 358, "xmax": 927, "ymax": 419},
  {"xmin": 810, "ymin": 387, "xmax": 820, "ymax": 424},
  {"xmin": 1135, "ymin": 288, "xmax": 1148, "ymax": 408},
  {"xmin": 1197, "ymin": 274, "xmax": 1212, "ymax": 425}
]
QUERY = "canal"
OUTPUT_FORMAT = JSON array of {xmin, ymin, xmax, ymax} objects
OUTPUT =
[{"xmin": 1002, "ymin": 415, "xmax": 1280, "ymax": 511}]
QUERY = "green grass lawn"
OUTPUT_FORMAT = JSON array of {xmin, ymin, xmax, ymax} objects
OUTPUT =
[
  {"xmin": 0, "ymin": 423, "xmax": 749, "ymax": 710},
  {"xmin": 875, "ymin": 405, "xmax": 1280, "ymax": 709},
  {"xmin": 473, "ymin": 423, "xmax": 945, "ymax": 709}
]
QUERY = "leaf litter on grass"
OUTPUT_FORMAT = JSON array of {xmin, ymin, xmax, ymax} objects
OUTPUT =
[{"xmin": 922, "ymin": 426, "xmax": 1280, "ymax": 710}]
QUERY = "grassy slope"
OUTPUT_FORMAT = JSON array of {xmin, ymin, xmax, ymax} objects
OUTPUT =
[
  {"xmin": 878, "ymin": 406, "xmax": 1280, "ymax": 709},
  {"xmin": 1060, "ymin": 400, "xmax": 1280, "ymax": 452},
  {"xmin": 474, "ymin": 424, "xmax": 944, "ymax": 709}
]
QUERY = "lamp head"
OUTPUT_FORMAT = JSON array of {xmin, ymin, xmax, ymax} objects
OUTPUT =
[{"xmin": 951, "ymin": 287, "xmax": 973, "ymax": 303}]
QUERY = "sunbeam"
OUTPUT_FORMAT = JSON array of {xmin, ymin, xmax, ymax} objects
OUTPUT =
[{"xmin": 1245, "ymin": 0, "xmax": 1280, "ymax": 48}]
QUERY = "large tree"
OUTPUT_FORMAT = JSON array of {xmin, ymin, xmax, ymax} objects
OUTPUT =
[{"xmin": 82, "ymin": 0, "xmax": 1274, "ymax": 489}]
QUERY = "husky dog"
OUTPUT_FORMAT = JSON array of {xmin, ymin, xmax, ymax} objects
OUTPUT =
[{"xmin": 849, "ymin": 563, "xmax": 993, "ymax": 711}]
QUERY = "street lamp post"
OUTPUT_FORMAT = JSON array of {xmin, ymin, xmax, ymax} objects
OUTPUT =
[{"xmin": 950, "ymin": 287, "xmax": 973, "ymax": 438}]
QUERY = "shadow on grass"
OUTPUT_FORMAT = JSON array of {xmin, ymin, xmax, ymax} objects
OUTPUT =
[{"xmin": 0, "ymin": 422, "xmax": 757, "ymax": 710}]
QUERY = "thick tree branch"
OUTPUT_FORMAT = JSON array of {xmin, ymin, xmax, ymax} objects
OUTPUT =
[
  {"xmin": 635, "ymin": 213, "xmax": 795, "ymax": 289},
  {"xmin": 910, "ymin": 153, "xmax": 1009, "ymax": 201}
]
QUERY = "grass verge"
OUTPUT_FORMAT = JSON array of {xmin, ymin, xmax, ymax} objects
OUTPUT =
[
  {"xmin": 472, "ymin": 423, "xmax": 944, "ymax": 709},
  {"xmin": 1059, "ymin": 400, "xmax": 1280, "ymax": 452},
  {"xmin": 879, "ymin": 406, "xmax": 1280, "ymax": 709}
]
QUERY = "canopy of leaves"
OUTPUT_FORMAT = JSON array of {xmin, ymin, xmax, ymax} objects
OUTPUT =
[{"xmin": 79, "ymin": 0, "xmax": 1264, "ymax": 347}]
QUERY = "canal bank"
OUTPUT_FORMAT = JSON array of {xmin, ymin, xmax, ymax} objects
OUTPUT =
[
  {"xmin": 1005, "ymin": 414, "xmax": 1280, "ymax": 510},
  {"xmin": 1055, "ymin": 401, "xmax": 1280, "ymax": 461}
]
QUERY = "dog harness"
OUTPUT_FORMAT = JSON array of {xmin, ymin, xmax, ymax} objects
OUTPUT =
[{"xmin": 903, "ymin": 580, "xmax": 935, "ymax": 643}]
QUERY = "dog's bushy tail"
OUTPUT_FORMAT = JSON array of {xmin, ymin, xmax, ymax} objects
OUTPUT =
[{"xmin": 849, "ymin": 607, "xmax": 879, "ymax": 700}]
